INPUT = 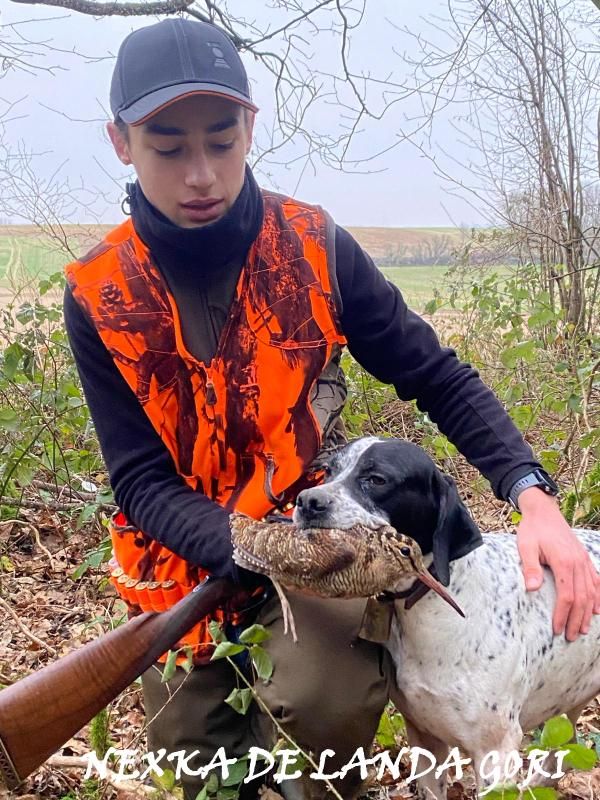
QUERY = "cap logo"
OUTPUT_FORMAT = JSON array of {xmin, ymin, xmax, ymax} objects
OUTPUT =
[{"xmin": 207, "ymin": 42, "xmax": 231, "ymax": 70}]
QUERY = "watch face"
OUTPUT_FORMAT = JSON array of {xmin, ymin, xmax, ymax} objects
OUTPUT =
[{"xmin": 533, "ymin": 470, "xmax": 559, "ymax": 494}]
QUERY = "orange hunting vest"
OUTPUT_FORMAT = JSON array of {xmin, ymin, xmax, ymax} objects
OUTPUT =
[{"xmin": 66, "ymin": 191, "xmax": 346, "ymax": 663}]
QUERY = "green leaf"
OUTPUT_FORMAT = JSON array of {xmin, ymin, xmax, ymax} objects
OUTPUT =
[
  {"xmin": 220, "ymin": 756, "xmax": 250, "ymax": 786},
  {"xmin": 210, "ymin": 642, "xmax": 245, "ymax": 661},
  {"xmin": 506, "ymin": 384, "xmax": 524, "ymax": 403},
  {"xmin": 180, "ymin": 646, "xmax": 194, "ymax": 674},
  {"xmin": 206, "ymin": 772, "xmax": 219, "ymax": 792},
  {"xmin": 161, "ymin": 650, "xmax": 178, "ymax": 683},
  {"xmin": 216, "ymin": 789, "xmax": 239, "ymax": 800},
  {"xmin": 49, "ymin": 270, "xmax": 65, "ymax": 285},
  {"xmin": 66, "ymin": 396, "xmax": 84, "ymax": 408},
  {"xmin": 0, "ymin": 408, "xmax": 19, "ymax": 432},
  {"xmin": 580, "ymin": 430, "xmax": 600, "ymax": 448},
  {"xmin": 75, "ymin": 503, "xmax": 98, "ymax": 530},
  {"xmin": 562, "ymin": 743, "xmax": 598, "ymax": 770},
  {"xmin": 538, "ymin": 450, "xmax": 560, "ymax": 474},
  {"xmin": 376, "ymin": 711, "xmax": 397, "ymax": 749},
  {"xmin": 71, "ymin": 538, "xmax": 111, "ymax": 579},
  {"xmin": 589, "ymin": 732, "xmax": 600, "ymax": 756},
  {"xmin": 528, "ymin": 308, "xmax": 557, "ymax": 329},
  {"xmin": 225, "ymin": 687, "xmax": 253, "ymax": 715},
  {"xmin": 567, "ymin": 394, "xmax": 583, "ymax": 414},
  {"xmin": 208, "ymin": 619, "xmax": 226, "ymax": 644},
  {"xmin": 250, "ymin": 644, "xmax": 273, "ymax": 681},
  {"xmin": 70, "ymin": 562, "xmax": 88, "ymax": 581},
  {"xmin": 424, "ymin": 298, "xmax": 441, "ymax": 315},
  {"xmin": 2, "ymin": 343, "xmax": 25, "ymax": 379},
  {"xmin": 239, "ymin": 623, "xmax": 272, "ymax": 645},
  {"xmin": 509, "ymin": 404, "xmax": 534, "ymax": 431},
  {"xmin": 0, "ymin": 556, "xmax": 14, "ymax": 572},
  {"xmin": 500, "ymin": 340, "xmax": 537, "ymax": 368},
  {"xmin": 523, "ymin": 788, "xmax": 558, "ymax": 800},
  {"xmin": 194, "ymin": 789, "xmax": 209, "ymax": 800},
  {"xmin": 390, "ymin": 710, "xmax": 406, "ymax": 734},
  {"xmin": 96, "ymin": 486, "xmax": 114, "ymax": 504},
  {"xmin": 541, "ymin": 715, "xmax": 574, "ymax": 748},
  {"xmin": 151, "ymin": 768, "xmax": 176, "ymax": 790},
  {"xmin": 483, "ymin": 784, "xmax": 520, "ymax": 800},
  {"xmin": 428, "ymin": 434, "xmax": 458, "ymax": 459}
]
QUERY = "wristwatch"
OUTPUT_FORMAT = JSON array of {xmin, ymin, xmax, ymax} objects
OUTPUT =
[{"xmin": 508, "ymin": 470, "xmax": 559, "ymax": 511}]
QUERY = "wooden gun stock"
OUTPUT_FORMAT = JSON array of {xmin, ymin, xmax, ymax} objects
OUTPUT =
[{"xmin": 0, "ymin": 577, "xmax": 233, "ymax": 790}]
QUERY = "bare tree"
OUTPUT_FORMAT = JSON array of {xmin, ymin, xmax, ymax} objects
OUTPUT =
[
  {"xmin": 6, "ymin": 0, "xmax": 412, "ymax": 183},
  {"xmin": 0, "ymin": 0, "xmax": 418, "ymax": 262},
  {"xmin": 399, "ymin": 0, "xmax": 600, "ymax": 334}
]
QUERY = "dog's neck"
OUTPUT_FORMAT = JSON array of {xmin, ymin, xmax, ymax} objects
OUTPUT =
[{"xmin": 388, "ymin": 550, "xmax": 472, "ymax": 614}]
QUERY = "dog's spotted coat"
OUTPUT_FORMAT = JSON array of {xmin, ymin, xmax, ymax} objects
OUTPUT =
[{"xmin": 295, "ymin": 437, "xmax": 600, "ymax": 799}]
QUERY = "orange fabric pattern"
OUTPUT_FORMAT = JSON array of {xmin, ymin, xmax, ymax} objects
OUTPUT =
[{"xmin": 66, "ymin": 192, "xmax": 346, "ymax": 663}]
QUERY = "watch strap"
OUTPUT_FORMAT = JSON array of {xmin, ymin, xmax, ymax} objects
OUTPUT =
[{"xmin": 508, "ymin": 470, "xmax": 559, "ymax": 511}]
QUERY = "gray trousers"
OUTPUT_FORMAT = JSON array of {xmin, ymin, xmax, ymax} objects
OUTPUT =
[{"xmin": 142, "ymin": 593, "xmax": 394, "ymax": 800}]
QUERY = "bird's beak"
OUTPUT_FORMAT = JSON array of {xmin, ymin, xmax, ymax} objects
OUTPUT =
[{"xmin": 417, "ymin": 570, "xmax": 465, "ymax": 618}]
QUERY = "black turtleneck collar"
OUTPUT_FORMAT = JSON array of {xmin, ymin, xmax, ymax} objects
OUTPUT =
[{"xmin": 126, "ymin": 163, "xmax": 264, "ymax": 276}]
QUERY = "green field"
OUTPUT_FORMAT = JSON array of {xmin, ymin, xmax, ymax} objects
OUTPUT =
[
  {"xmin": 0, "ymin": 235, "xmax": 70, "ymax": 285},
  {"xmin": 0, "ymin": 240, "xmax": 453, "ymax": 310},
  {"xmin": 0, "ymin": 226, "xmax": 504, "ymax": 313},
  {"xmin": 0, "ymin": 225, "xmax": 114, "ymax": 291},
  {"xmin": 381, "ymin": 265, "xmax": 452, "ymax": 308}
]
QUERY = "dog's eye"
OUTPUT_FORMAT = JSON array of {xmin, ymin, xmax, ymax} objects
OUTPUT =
[{"xmin": 367, "ymin": 475, "xmax": 386, "ymax": 486}]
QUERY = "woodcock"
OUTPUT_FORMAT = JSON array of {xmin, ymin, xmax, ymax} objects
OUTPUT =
[{"xmin": 229, "ymin": 512, "xmax": 463, "ymax": 641}]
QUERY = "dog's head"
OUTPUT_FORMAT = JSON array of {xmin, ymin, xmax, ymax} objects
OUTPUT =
[{"xmin": 294, "ymin": 437, "xmax": 483, "ymax": 585}]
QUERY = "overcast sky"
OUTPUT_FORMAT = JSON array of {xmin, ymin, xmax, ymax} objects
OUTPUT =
[{"xmin": 1, "ymin": 0, "xmax": 482, "ymax": 228}]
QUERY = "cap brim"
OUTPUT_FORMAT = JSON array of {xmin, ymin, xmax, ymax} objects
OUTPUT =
[{"xmin": 119, "ymin": 83, "xmax": 258, "ymax": 125}]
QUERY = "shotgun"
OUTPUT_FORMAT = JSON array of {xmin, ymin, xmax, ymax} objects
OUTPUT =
[{"xmin": 0, "ymin": 576, "xmax": 233, "ymax": 790}]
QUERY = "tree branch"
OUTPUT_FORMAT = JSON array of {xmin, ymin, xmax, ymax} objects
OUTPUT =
[{"xmin": 10, "ymin": 0, "xmax": 193, "ymax": 14}]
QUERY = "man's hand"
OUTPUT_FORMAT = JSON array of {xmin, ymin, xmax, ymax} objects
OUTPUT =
[{"xmin": 516, "ymin": 487, "xmax": 600, "ymax": 641}]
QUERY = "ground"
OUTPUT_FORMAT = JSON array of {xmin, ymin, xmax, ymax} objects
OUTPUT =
[
  {"xmin": 1, "ymin": 424, "xmax": 599, "ymax": 800},
  {"xmin": 0, "ymin": 227, "xmax": 598, "ymax": 798}
]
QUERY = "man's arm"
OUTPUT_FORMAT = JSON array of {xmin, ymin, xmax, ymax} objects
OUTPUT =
[
  {"xmin": 63, "ymin": 286, "xmax": 244, "ymax": 584},
  {"xmin": 334, "ymin": 225, "xmax": 600, "ymax": 639},
  {"xmin": 334, "ymin": 226, "xmax": 539, "ymax": 496}
]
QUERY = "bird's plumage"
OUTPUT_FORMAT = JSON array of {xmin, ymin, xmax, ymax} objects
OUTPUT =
[{"xmin": 229, "ymin": 513, "xmax": 462, "ymax": 613}]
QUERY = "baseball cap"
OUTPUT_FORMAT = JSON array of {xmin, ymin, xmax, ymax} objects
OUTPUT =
[{"xmin": 110, "ymin": 18, "xmax": 258, "ymax": 125}]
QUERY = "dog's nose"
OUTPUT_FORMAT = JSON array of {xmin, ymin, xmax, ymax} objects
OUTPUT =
[{"xmin": 296, "ymin": 489, "xmax": 333, "ymax": 515}]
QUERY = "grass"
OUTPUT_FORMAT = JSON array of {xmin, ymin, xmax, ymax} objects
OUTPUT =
[
  {"xmin": 0, "ymin": 235, "xmax": 68, "ymax": 286},
  {"xmin": 381, "ymin": 265, "xmax": 452, "ymax": 309},
  {"xmin": 0, "ymin": 227, "xmax": 508, "ymax": 313}
]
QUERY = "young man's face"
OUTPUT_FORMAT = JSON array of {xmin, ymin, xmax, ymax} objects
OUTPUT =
[{"xmin": 107, "ymin": 94, "xmax": 254, "ymax": 228}]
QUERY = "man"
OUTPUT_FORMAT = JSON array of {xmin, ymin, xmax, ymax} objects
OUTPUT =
[{"xmin": 64, "ymin": 17, "xmax": 600, "ymax": 800}]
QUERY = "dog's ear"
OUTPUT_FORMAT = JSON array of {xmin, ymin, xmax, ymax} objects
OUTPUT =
[{"xmin": 432, "ymin": 473, "xmax": 483, "ymax": 585}]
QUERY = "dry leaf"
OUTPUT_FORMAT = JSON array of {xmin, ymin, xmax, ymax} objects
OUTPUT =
[
  {"xmin": 258, "ymin": 788, "xmax": 286, "ymax": 800},
  {"xmin": 558, "ymin": 766, "xmax": 600, "ymax": 800}
]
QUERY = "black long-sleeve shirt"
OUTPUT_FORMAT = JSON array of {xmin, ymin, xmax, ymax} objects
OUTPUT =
[{"xmin": 64, "ymin": 182, "xmax": 542, "ymax": 584}]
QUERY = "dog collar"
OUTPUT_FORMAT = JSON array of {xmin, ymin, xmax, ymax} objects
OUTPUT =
[
  {"xmin": 357, "ymin": 571, "xmax": 439, "ymax": 644},
  {"xmin": 378, "ymin": 566, "xmax": 441, "ymax": 611}
]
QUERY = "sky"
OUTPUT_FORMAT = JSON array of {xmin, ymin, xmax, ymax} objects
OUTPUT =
[{"xmin": 0, "ymin": 0, "xmax": 482, "ymax": 228}]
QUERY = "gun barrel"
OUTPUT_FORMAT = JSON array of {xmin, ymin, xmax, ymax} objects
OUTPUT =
[{"xmin": 0, "ymin": 577, "xmax": 233, "ymax": 789}]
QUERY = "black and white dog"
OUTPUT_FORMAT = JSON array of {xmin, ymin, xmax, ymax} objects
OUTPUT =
[{"xmin": 294, "ymin": 437, "xmax": 600, "ymax": 799}]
